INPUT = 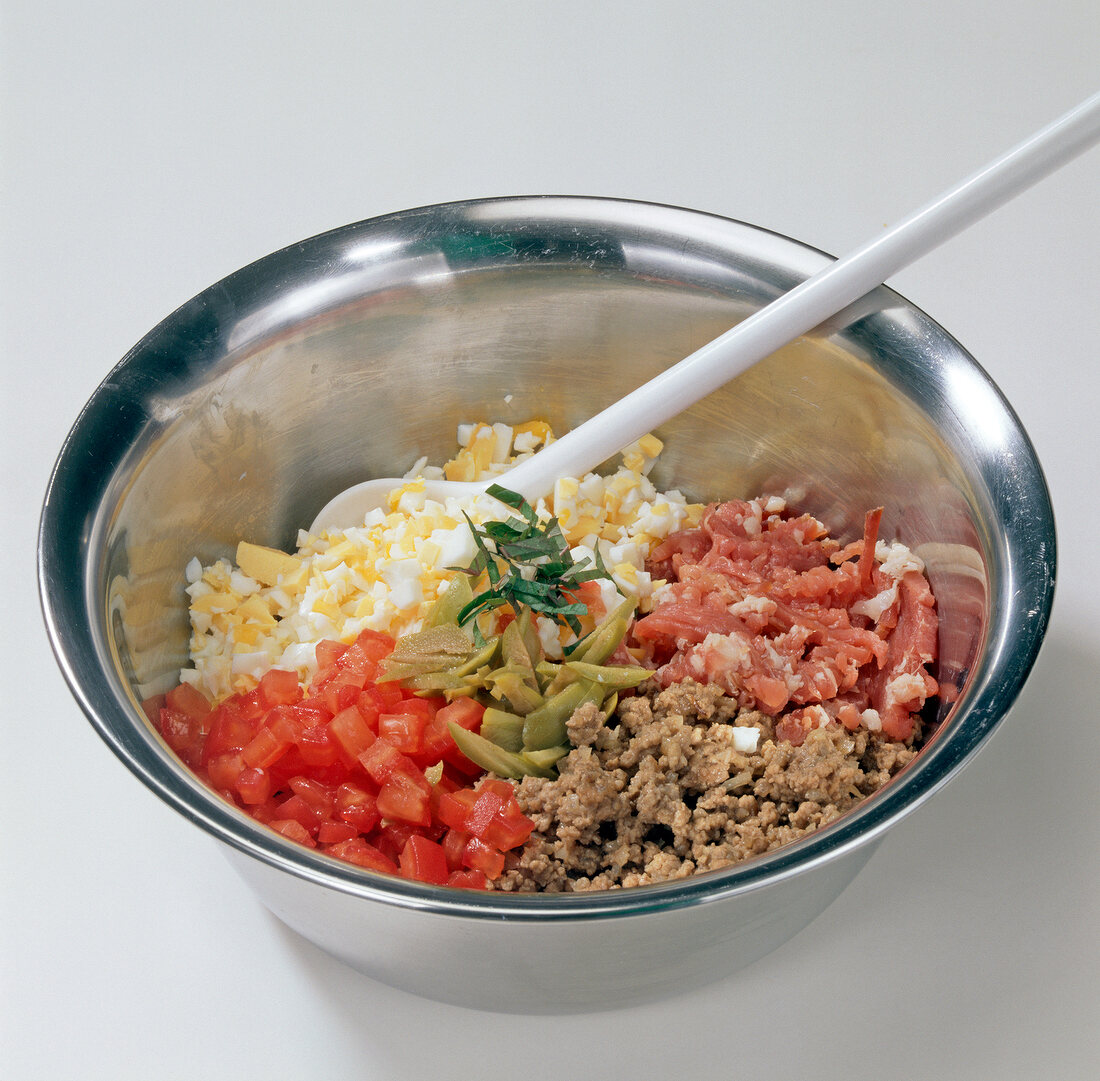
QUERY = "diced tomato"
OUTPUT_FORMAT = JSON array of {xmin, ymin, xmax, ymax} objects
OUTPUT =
[
  {"xmin": 258, "ymin": 667, "xmax": 300, "ymax": 708},
  {"xmin": 202, "ymin": 699, "xmax": 259, "ymax": 765},
  {"xmin": 324, "ymin": 837, "xmax": 398, "ymax": 874},
  {"xmin": 335, "ymin": 630, "xmax": 394, "ymax": 684},
  {"xmin": 142, "ymin": 692, "xmax": 167, "ymax": 726},
  {"xmin": 319, "ymin": 675, "xmax": 364, "ymax": 716},
  {"xmin": 464, "ymin": 787, "xmax": 507, "ymax": 840},
  {"xmin": 356, "ymin": 628, "xmax": 397, "ymax": 659},
  {"xmin": 446, "ymin": 869, "xmax": 489, "ymax": 890},
  {"xmin": 436, "ymin": 697, "xmax": 485, "ymax": 733},
  {"xmin": 206, "ymin": 752, "xmax": 245, "ymax": 791},
  {"xmin": 415, "ymin": 715, "xmax": 455, "ymax": 766},
  {"xmin": 268, "ymin": 702, "xmax": 309, "ymax": 746},
  {"xmin": 396, "ymin": 696, "xmax": 440, "ymax": 721},
  {"xmin": 236, "ymin": 766, "xmax": 272, "ymax": 805},
  {"xmin": 269, "ymin": 819, "xmax": 316, "ymax": 847},
  {"xmin": 429, "ymin": 698, "xmax": 488, "ymax": 775},
  {"xmin": 358, "ymin": 739, "xmax": 424, "ymax": 788},
  {"xmin": 463, "ymin": 836, "xmax": 506, "ymax": 878},
  {"xmin": 263, "ymin": 745, "xmax": 315, "ymax": 787},
  {"xmin": 376, "ymin": 681, "xmax": 406, "ymax": 711},
  {"xmin": 354, "ymin": 686, "xmax": 387, "ymax": 728},
  {"xmin": 314, "ymin": 639, "xmax": 348, "ymax": 672},
  {"xmin": 378, "ymin": 710, "xmax": 428, "ymax": 754},
  {"xmin": 316, "ymin": 820, "xmax": 357, "ymax": 844},
  {"xmin": 297, "ymin": 723, "xmax": 340, "ymax": 766},
  {"xmin": 241, "ymin": 724, "xmax": 291, "ymax": 769},
  {"xmin": 430, "ymin": 769, "xmax": 461, "ymax": 796},
  {"xmin": 275, "ymin": 794, "xmax": 322, "ymax": 832},
  {"xmin": 288, "ymin": 776, "xmax": 335, "ymax": 820},
  {"xmin": 166, "ymin": 682, "xmax": 212, "ymax": 721},
  {"xmin": 329, "ymin": 705, "xmax": 377, "ymax": 760},
  {"xmin": 484, "ymin": 804, "xmax": 536, "ymax": 850},
  {"xmin": 335, "ymin": 782, "xmax": 382, "ymax": 833},
  {"xmin": 235, "ymin": 686, "xmax": 267, "ymax": 720},
  {"xmin": 377, "ymin": 771, "xmax": 432, "ymax": 826},
  {"xmin": 436, "ymin": 788, "xmax": 478, "ymax": 832},
  {"xmin": 375, "ymin": 819, "xmax": 421, "ymax": 859},
  {"xmin": 162, "ymin": 627, "xmax": 536, "ymax": 889},
  {"xmin": 398, "ymin": 834, "xmax": 450, "ymax": 885},
  {"xmin": 441, "ymin": 828, "xmax": 470, "ymax": 871},
  {"xmin": 476, "ymin": 777, "xmax": 517, "ymax": 801},
  {"xmin": 288, "ymin": 699, "xmax": 329, "ymax": 730},
  {"xmin": 158, "ymin": 707, "xmax": 206, "ymax": 768}
]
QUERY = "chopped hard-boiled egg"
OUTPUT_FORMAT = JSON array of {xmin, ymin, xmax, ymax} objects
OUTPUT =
[{"xmin": 180, "ymin": 420, "xmax": 704, "ymax": 703}]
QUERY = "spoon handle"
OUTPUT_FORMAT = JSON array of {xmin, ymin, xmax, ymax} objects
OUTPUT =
[{"xmin": 501, "ymin": 91, "xmax": 1100, "ymax": 502}]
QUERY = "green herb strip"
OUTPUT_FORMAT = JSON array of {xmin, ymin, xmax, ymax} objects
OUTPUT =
[{"xmin": 451, "ymin": 483, "xmax": 615, "ymax": 652}]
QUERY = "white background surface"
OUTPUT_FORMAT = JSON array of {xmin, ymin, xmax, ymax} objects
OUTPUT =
[{"xmin": 3, "ymin": 3, "xmax": 1098, "ymax": 1079}]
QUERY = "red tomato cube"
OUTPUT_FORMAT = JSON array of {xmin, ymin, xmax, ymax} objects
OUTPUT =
[
  {"xmin": 275, "ymin": 794, "xmax": 322, "ymax": 832},
  {"xmin": 378, "ymin": 711, "xmax": 427, "ymax": 754},
  {"xmin": 288, "ymin": 776, "xmax": 335, "ymax": 819},
  {"xmin": 398, "ymin": 835, "xmax": 450, "ymax": 885},
  {"xmin": 376, "ymin": 772, "xmax": 432, "ymax": 826},
  {"xmin": 269, "ymin": 819, "xmax": 316, "ymax": 847},
  {"xmin": 241, "ymin": 726, "xmax": 289, "ymax": 769},
  {"xmin": 335, "ymin": 782, "xmax": 382, "ymax": 833},
  {"xmin": 202, "ymin": 700, "xmax": 258, "ymax": 764},
  {"xmin": 206, "ymin": 752, "xmax": 245, "ymax": 791},
  {"xmin": 325, "ymin": 837, "xmax": 398, "ymax": 874},
  {"xmin": 159, "ymin": 707, "xmax": 205, "ymax": 767},
  {"xmin": 462, "ymin": 836, "xmax": 505, "ymax": 878},
  {"xmin": 436, "ymin": 788, "xmax": 477, "ymax": 832},
  {"xmin": 441, "ymin": 828, "xmax": 470, "ymax": 871},
  {"xmin": 297, "ymin": 723, "xmax": 339, "ymax": 766},
  {"xmin": 166, "ymin": 681, "xmax": 212, "ymax": 720},
  {"xmin": 446, "ymin": 869, "xmax": 489, "ymax": 890},
  {"xmin": 328, "ymin": 706, "xmax": 377, "ymax": 760},
  {"xmin": 314, "ymin": 640, "xmax": 348, "ymax": 672},
  {"xmin": 235, "ymin": 766, "xmax": 272, "ymax": 805},
  {"xmin": 436, "ymin": 697, "xmax": 485, "ymax": 733},
  {"xmin": 358, "ymin": 739, "xmax": 424, "ymax": 787},
  {"xmin": 258, "ymin": 667, "xmax": 300, "ymax": 708},
  {"xmin": 483, "ymin": 806, "xmax": 535, "ymax": 851},
  {"xmin": 320, "ymin": 675, "xmax": 364, "ymax": 716},
  {"xmin": 316, "ymin": 820, "xmax": 358, "ymax": 844},
  {"xmin": 464, "ymin": 788, "xmax": 507, "ymax": 841}
]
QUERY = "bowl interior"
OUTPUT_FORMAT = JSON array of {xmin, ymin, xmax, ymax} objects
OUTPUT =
[{"xmin": 40, "ymin": 196, "xmax": 1055, "ymax": 904}]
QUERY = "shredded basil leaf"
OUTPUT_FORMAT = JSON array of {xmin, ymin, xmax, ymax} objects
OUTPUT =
[{"xmin": 449, "ymin": 484, "xmax": 616, "ymax": 644}]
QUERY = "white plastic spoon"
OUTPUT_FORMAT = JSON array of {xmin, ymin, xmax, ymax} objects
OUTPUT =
[{"xmin": 311, "ymin": 92, "xmax": 1100, "ymax": 534}]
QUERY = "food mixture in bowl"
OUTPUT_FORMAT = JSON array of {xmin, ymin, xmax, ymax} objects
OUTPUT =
[{"xmin": 149, "ymin": 422, "xmax": 938, "ymax": 891}]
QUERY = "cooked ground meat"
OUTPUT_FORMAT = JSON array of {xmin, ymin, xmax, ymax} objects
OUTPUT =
[{"xmin": 491, "ymin": 679, "xmax": 918, "ymax": 892}]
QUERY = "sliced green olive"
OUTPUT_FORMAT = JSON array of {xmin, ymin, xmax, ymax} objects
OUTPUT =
[
  {"xmin": 566, "ymin": 596, "xmax": 637, "ymax": 664},
  {"xmin": 501, "ymin": 620, "xmax": 535, "ymax": 673},
  {"xmin": 521, "ymin": 745, "xmax": 570, "ymax": 771},
  {"xmin": 389, "ymin": 622, "xmax": 472, "ymax": 661},
  {"xmin": 484, "ymin": 665, "xmax": 545, "ymax": 715},
  {"xmin": 560, "ymin": 661, "xmax": 650, "ymax": 691},
  {"xmin": 521, "ymin": 680, "xmax": 604, "ymax": 752},
  {"xmin": 514, "ymin": 606, "xmax": 543, "ymax": 667},
  {"xmin": 426, "ymin": 574, "xmax": 475, "ymax": 627},
  {"xmin": 534, "ymin": 660, "xmax": 561, "ymax": 692},
  {"xmin": 479, "ymin": 707, "xmax": 526, "ymax": 753},
  {"xmin": 448, "ymin": 637, "xmax": 501, "ymax": 676},
  {"xmin": 448, "ymin": 722, "xmax": 556, "ymax": 779}
]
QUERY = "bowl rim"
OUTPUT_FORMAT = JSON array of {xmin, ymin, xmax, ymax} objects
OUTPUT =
[{"xmin": 38, "ymin": 193, "xmax": 1057, "ymax": 920}]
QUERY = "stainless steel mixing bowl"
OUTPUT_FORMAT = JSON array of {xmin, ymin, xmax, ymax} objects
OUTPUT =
[{"xmin": 39, "ymin": 196, "xmax": 1055, "ymax": 1013}]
